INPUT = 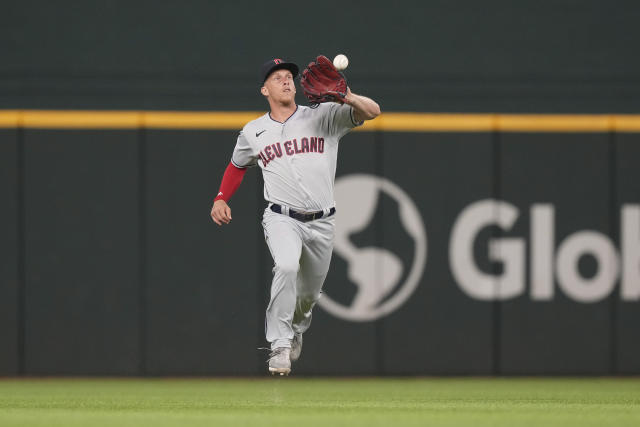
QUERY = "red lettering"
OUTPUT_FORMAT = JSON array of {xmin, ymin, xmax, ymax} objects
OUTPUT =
[
  {"xmin": 318, "ymin": 137, "xmax": 324, "ymax": 153},
  {"xmin": 301, "ymin": 137, "xmax": 309, "ymax": 153},
  {"xmin": 310, "ymin": 137, "xmax": 318, "ymax": 152},
  {"xmin": 259, "ymin": 151, "xmax": 269, "ymax": 167},
  {"xmin": 272, "ymin": 143, "xmax": 283, "ymax": 157},
  {"xmin": 293, "ymin": 139, "xmax": 302, "ymax": 154},
  {"xmin": 265, "ymin": 145, "xmax": 274, "ymax": 160},
  {"xmin": 284, "ymin": 140, "xmax": 294, "ymax": 155}
]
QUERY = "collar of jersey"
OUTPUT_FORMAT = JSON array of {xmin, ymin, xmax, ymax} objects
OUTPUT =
[{"xmin": 268, "ymin": 105, "xmax": 299, "ymax": 124}]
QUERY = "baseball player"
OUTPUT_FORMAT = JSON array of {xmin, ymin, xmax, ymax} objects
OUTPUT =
[{"xmin": 210, "ymin": 56, "xmax": 380, "ymax": 375}]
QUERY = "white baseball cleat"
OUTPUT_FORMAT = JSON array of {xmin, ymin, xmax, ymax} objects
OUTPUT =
[
  {"xmin": 268, "ymin": 347, "xmax": 291, "ymax": 375},
  {"xmin": 290, "ymin": 333, "xmax": 303, "ymax": 362}
]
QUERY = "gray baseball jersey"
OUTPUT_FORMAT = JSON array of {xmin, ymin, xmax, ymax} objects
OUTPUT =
[{"xmin": 231, "ymin": 103, "xmax": 362, "ymax": 211}]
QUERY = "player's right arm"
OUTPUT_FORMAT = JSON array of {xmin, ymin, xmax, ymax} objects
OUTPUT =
[
  {"xmin": 210, "ymin": 162, "xmax": 247, "ymax": 225},
  {"xmin": 210, "ymin": 130, "xmax": 257, "ymax": 226}
]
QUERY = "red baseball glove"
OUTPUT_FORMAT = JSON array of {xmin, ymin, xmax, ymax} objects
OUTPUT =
[{"xmin": 300, "ymin": 55, "xmax": 348, "ymax": 104}]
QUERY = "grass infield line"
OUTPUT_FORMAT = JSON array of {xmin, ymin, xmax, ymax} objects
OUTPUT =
[{"xmin": 1, "ymin": 110, "xmax": 640, "ymax": 132}]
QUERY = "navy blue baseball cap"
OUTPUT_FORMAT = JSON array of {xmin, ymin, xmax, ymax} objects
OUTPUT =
[{"xmin": 260, "ymin": 58, "xmax": 299, "ymax": 84}]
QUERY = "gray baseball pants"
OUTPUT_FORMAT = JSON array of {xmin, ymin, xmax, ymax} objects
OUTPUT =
[{"xmin": 262, "ymin": 207, "xmax": 335, "ymax": 350}]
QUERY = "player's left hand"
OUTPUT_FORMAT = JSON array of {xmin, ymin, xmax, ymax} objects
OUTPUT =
[
  {"xmin": 300, "ymin": 55, "xmax": 348, "ymax": 104},
  {"xmin": 211, "ymin": 199, "xmax": 232, "ymax": 225}
]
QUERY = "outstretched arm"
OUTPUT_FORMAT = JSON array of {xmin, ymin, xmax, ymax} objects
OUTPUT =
[
  {"xmin": 344, "ymin": 88, "xmax": 381, "ymax": 123},
  {"xmin": 210, "ymin": 162, "xmax": 247, "ymax": 226}
]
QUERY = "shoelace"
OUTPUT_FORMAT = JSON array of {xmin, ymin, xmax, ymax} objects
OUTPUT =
[
  {"xmin": 269, "ymin": 348, "xmax": 288, "ymax": 359},
  {"xmin": 257, "ymin": 347, "xmax": 287, "ymax": 361}
]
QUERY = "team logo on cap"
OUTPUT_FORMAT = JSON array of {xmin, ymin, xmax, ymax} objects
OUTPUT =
[{"xmin": 274, "ymin": 59, "xmax": 283, "ymax": 64}]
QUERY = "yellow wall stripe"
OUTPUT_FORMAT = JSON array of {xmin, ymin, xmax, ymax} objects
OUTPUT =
[
  {"xmin": 0, "ymin": 111, "xmax": 20, "ymax": 127},
  {"xmin": 142, "ymin": 111, "xmax": 263, "ymax": 129},
  {"xmin": 1, "ymin": 110, "xmax": 640, "ymax": 132},
  {"xmin": 359, "ymin": 113, "xmax": 495, "ymax": 132},
  {"xmin": 495, "ymin": 115, "xmax": 614, "ymax": 132},
  {"xmin": 612, "ymin": 115, "xmax": 640, "ymax": 132},
  {"xmin": 20, "ymin": 111, "xmax": 142, "ymax": 129}
]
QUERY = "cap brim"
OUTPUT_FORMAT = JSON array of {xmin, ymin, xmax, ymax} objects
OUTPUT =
[{"xmin": 263, "ymin": 62, "xmax": 299, "ymax": 83}]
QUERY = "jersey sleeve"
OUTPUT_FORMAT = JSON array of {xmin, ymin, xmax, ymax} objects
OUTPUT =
[
  {"xmin": 325, "ymin": 103, "xmax": 363, "ymax": 138},
  {"xmin": 230, "ymin": 131, "xmax": 258, "ymax": 168}
]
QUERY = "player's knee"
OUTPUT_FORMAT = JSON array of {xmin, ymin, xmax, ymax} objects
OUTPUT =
[
  {"xmin": 297, "ymin": 290, "xmax": 319, "ymax": 303},
  {"xmin": 274, "ymin": 261, "xmax": 299, "ymax": 278},
  {"xmin": 296, "ymin": 293, "xmax": 319, "ymax": 312}
]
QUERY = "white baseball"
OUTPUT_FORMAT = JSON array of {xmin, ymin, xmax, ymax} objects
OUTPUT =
[{"xmin": 333, "ymin": 54, "xmax": 349, "ymax": 71}]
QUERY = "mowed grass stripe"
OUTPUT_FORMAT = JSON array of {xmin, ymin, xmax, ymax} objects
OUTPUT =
[{"xmin": 0, "ymin": 378, "xmax": 638, "ymax": 427}]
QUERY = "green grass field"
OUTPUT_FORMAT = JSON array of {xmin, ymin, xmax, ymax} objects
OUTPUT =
[{"xmin": 0, "ymin": 378, "xmax": 639, "ymax": 426}]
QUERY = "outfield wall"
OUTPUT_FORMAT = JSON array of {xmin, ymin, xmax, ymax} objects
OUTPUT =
[
  {"xmin": 4, "ymin": 0, "xmax": 640, "ymax": 114},
  {"xmin": 1, "ymin": 112, "xmax": 639, "ymax": 376}
]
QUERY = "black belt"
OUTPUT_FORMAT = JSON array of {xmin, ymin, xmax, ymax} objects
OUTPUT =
[{"xmin": 270, "ymin": 204, "xmax": 336, "ymax": 222}]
